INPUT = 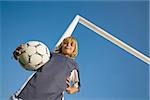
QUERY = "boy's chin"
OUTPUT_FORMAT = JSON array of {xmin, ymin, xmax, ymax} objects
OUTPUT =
[{"xmin": 62, "ymin": 51, "xmax": 71, "ymax": 56}]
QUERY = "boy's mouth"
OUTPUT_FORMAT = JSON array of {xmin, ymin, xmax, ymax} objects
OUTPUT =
[{"xmin": 65, "ymin": 47, "xmax": 70, "ymax": 49}]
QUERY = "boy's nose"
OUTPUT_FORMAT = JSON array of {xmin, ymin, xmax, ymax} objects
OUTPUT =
[{"xmin": 66, "ymin": 43, "xmax": 71, "ymax": 46}]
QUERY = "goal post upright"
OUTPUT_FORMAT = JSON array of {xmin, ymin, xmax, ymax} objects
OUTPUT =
[{"xmin": 55, "ymin": 15, "xmax": 80, "ymax": 48}]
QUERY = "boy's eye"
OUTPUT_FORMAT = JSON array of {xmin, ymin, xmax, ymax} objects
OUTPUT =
[{"xmin": 63, "ymin": 42, "xmax": 68, "ymax": 45}]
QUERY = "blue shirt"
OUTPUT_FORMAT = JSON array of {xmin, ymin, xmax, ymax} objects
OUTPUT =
[{"xmin": 17, "ymin": 53, "xmax": 79, "ymax": 100}]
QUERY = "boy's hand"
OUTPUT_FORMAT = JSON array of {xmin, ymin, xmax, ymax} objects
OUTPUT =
[
  {"xmin": 66, "ymin": 86, "xmax": 79, "ymax": 94},
  {"xmin": 66, "ymin": 78, "xmax": 79, "ymax": 94},
  {"xmin": 13, "ymin": 44, "xmax": 24, "ymax": 60}
]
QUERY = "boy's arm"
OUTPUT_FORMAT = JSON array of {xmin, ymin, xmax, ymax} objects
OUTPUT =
[
  {"xmin": 66, "ymin": 78, "xmax": 79, "ymax": 94},
  {"xmin": 66, "ymin": 69, "xmax": 80, "ymax": 94}
]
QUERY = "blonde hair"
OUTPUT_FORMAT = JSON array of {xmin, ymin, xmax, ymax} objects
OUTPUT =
[{"xmin": 54, "ymin": 37, "xmax": 78, "ymax": 59}]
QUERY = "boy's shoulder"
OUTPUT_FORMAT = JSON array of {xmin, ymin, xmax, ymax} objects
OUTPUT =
[{"xmin": 66, "ymin": 57, "xmax": 79, "ymax": 70}]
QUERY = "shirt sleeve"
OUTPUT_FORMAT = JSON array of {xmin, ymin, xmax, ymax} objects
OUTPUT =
[{"xmin": 69, "ymin": 69, "xmax": 80, "ymax": 88}]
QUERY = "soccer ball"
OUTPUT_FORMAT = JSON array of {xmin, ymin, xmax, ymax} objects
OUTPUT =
[{"xmin": 17, "ymin": 41, "xmax": 50, "ymax": 71}]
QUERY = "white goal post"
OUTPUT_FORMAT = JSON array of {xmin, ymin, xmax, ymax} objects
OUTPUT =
[{"xmin": 55, "ymin": 15, "xmax": 150, "ymax": 65}]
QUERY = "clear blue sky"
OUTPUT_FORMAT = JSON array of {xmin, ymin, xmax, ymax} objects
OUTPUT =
[{"xmin": 1, "ymin": 1, "xmax": 149, "ymax": 100}]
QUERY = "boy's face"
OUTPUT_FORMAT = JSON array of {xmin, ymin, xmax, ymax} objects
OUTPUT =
[{"xmin": 61, "ymin": 40, "xmax": 76, "ymax": 56}]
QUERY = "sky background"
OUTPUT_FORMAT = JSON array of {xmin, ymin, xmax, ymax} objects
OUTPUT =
[{"xmin": 1, "ymin": 1, "xmax": 149, "ymax": 100}]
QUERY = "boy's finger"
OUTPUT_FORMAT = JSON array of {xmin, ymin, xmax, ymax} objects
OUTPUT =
[
  {"xmin": 14, "ymin": 51, "xmax": 21, "ymax": 56},
  {"xmin": 66, "ymin": 87, "xmax": 69, "ymax": 90},
  {"xmin": 66, "ymin": 87, "xmax": 70, "ymax": 92},
  {"xmin": 16, "ymin": 46, "xmax": 22, "ymax": 51},
  {"xmin": 16, "ymin": 44, "xmax": 24, "ymax": 51},
  {"xmin": 66, "ymin": 81, "xmax": 70, "ymax": 87},
  {"xmin": 66, "ymin": 78, "xmax": 70, "ymax": 82}
]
